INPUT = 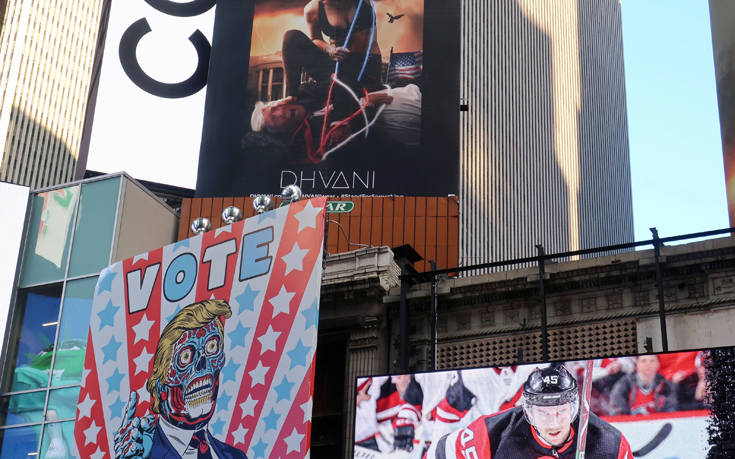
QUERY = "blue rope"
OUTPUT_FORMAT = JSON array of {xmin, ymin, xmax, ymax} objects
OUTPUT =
[
  {"xmin": 357, "ymin": 0, "xmax": 376, "ymax": 82},
  {"xmin": 334, "ymin": 0, "xmax": 366, "ymax": 79}
]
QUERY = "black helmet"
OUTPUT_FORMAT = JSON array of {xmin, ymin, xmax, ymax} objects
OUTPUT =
[{"xmin": 522, "ymin": 365, "xmax": 579, "ymax": 423}]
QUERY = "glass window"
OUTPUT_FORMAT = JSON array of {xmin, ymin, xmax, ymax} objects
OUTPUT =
[
  {"xmin": 2, "ymin": 286, "xmax": 62, "ymax": 392},
  {"xmin": 0, "ymin": 425, "xmax": 40, "ymax": 458},
  {"xmin": 0, "ymin": 392, "xmax": 46, "ymax": 425},
  {"xmin": 67, "ymin": 177, "xmax": 120, "ymax": 278},
  {"xmin": 19, "ymin": 186, "xmax": 80, "ymax": 287},
  {"xmin": 46, "ymin": 387, "xmax": 79, "ymax": 421},
  {"xmin": 40, "ymin": 420, "xmax": 78, "ymax": 459},
  {"xmin": 51, "ymin": 277, "xmax": 96, "ymax": 386}
]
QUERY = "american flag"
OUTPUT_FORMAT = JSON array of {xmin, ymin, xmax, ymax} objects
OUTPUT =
[
  {"xmin": 74, "ymin": 197, "xmax": 326, "ymax": 459},
  {"xmin": 386, "ymin": 51, "xmax": 423, "ymax": 81}
]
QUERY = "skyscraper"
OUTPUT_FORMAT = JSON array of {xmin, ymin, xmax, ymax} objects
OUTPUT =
[
  {"xmin": 0, "ymin": 0, "xmax": 105, "ymax": 189},
  {"xmin": 459, "ymin": 0, "xmax": 634, "ymax": 266}
]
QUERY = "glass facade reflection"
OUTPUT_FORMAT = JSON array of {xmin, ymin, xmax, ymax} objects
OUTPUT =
[{"xmin": 0, "ymin": 176, "xmax": 122, "ymax": 456}]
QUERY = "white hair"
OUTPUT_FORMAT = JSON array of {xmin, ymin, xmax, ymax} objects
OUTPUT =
[{"xmin": 251, "ymin": 101, "xmax": 267, "ymax": 132}]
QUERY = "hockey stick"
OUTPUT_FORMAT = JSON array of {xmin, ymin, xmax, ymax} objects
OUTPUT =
[
  {"xmin": 575, "ymin": 360, "xmax": 594, "ymax": 459},
  {"xmin": 632, "ymin": 422, "xmax": 673, "ymax": 457}
]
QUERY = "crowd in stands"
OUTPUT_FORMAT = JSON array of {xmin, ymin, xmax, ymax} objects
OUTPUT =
[{"xmin": 354, "ymin": 351, "xmax": 708, "ymax": 456}]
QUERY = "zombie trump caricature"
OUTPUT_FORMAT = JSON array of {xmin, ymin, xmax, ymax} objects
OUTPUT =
[{"xmin": 114, "ymin": 299, "xmax": 248, "ymax": 458}]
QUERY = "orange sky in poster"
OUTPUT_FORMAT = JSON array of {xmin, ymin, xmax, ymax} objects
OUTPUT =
[{"xmin": 250, "ymin": 0, "xmax": 423, "ymax": 60}]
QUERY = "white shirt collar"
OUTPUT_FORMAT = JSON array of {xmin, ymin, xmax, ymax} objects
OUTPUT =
[{"xmin": 159, "ymin": 416, "xmax": 212, "ymax": 458}]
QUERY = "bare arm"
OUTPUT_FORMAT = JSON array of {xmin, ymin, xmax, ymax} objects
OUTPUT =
[{"xmin": 304, "ymin": 0, "xmax": 349, "ymax": 61}]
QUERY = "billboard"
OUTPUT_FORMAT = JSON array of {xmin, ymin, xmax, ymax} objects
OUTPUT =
[
  {"xmin": 354, "ymin": 349, "xmax": 717, "ymax": 458},
  {"xmin": 74, "ymin": 197, "xmax": 326, "ymax": 458},
  {"xmin": 85, "ymin": 0, "xmax": 215, "ymax": 188},
  {"xmin": 195, "ymin": 0, "xmax": 460, "ymax": 196}
]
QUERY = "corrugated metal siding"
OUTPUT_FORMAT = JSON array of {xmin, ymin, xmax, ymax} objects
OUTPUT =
[
  {"xmin": 0, "ymin": 0, "xmax": 103, "ymax": 189},
  {"xmin": 459, "ymin": 0, "xmax": 634, "ymax": 271},
  {"xmin": 179, "ymin": 196, "xmax": 460, "ymax": 273}
]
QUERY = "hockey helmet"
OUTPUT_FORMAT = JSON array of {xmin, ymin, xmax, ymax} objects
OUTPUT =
[{"xmin": 522, "ymin": 364, "xmax": 579, "ymax": 424}]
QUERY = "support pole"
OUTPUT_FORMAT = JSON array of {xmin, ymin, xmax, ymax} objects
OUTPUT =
[
  {"xmin": 650, "ymin": 227, "xmax": 668, "ymax": 352},
  {"xmin": 430, "ymin": 261, "xmax": 438, "ymax": 370},
  {"xmin": 399, "ymin": 265, "xmax": 408, "ymax": 371},
  {"xmin": 536, "ymin": 245, "xmax": 549, "ymax": 362}
]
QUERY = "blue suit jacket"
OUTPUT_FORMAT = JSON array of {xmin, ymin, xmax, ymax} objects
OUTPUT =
[{"xmin": 150, "ymin": 422, "xmax": 248, "ymax": 459}]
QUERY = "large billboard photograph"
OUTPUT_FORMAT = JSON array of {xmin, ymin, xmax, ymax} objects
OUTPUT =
[
  {"xmin": 196, "ymin": 0, "xmax": 460, "ymax": 197},
  {"xmin": 73, "ymin": 197, "xmax": 326, "ymax": 458},
  {"xmin": 354, "ymin": 349, "xmax": 719, "ymax": 458}
]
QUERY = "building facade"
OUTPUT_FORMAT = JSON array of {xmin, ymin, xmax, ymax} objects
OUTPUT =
[
  {"xmin": 0, "ymin": 174, "xmax": 177, "ymax": 457},
  {"xmin": 459, "ymin": 0, "xmax": 634, "ymax": 267},
  {"xmin": 0, "ymin": 0, "xmax": 105, "ymax": 189}
]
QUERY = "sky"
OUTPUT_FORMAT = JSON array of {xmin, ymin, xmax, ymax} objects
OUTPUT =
[
  {"xmin": 82, "ymin": 1, "xmax": 731, "ymax": 244},
  {"xmin": 621, "ymin": 0, "xmax": 728, "ymax": 241}
]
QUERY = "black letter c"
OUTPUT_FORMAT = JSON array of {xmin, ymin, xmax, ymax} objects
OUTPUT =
[
  {"xmin": 143, "ymin": 0, "xmax": 215, "ymax": 17},
  {"xmin": 119, "ymin": 18, "xmax": 210, "ymax": 99}
]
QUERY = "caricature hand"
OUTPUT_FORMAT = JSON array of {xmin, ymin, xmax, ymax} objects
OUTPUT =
[
  {"xmin": 114, "ymin": 392, "xmax": 156, "ymax": 458},
  {"xmin": 327, "ymin": 45, "xmax": 350, "ymax": 61}
]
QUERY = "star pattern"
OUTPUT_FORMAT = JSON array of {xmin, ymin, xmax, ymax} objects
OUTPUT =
[
  {"xmin": 211, "ymin": 418, "xmax": 225, "ymax": 435},
  {"xmin": 101, "ymin": 336, "xmax": 122, "ymax": 362},
  {"xmin": 301, "ymin": 298, "xmax": 319, "ymax": 331},
  {"xmin": 274, "ymin": 377, "xmax": 295, "ymax": 402},
  {"xmin": 132, "ymin": 315, "xmax": 155, "ymax": 344},
  {"xmin": 218, "ymin": 392, "xmax": 232, "ymax": 411},
  {"xmin": 249, "ymin": 361, "xmax": 269, "ymax": 387},
  {"xmin": 284, "ymin": 428, "xmax": 304, "ymax": 453},
  {"xmin": 250, "ymin": 439, "xmax": 268, "ymax": 459},
  {"xmin": 228, "ymin": 322, "xmax": 250, "ymax": 348},
  {"xmin": 221, "ymin": 359, "xmax": 239, "ymax": 382},
  {"xmin": 258, "ymin": 326, "xmax": 280, "ymax": 354},
  {"xmin": 110, "ymin": 396, "xmax": 126, "ymax": 418},
  {"xmin": 281, "ymin": 242, "xmax": 309, "ymax": 276},
  {"xmin": 234, "ymin": 284, "xmax": 260, "ymax": 312},
  {"xmin": 232, "ymin": 424, "xmax": 248, "ymax": 445},
  {"xmin": 78, "ymin": 394, "xmax": 95, "ymax": 419},
  {"xmin": 269, "ymin": 286, "xmax": 295, "ymax": 318},
  {"xmin": 240, "ymin": 395, "xmax": 257, "ymax": 417},
  {"xmin": 90, "ymin": 447, "xmax": 106, "ymax": 459},
  {"xmin": 96, "ymin": 269, "xmax": 117, "ymax": 294},
  {"xmin": 300, "ymin": 398, "xmax": 313, "ymax": 423},
  {"xmin": 286, "ymin": 339, "xmax": 310, "ymax": 368},
  {"xmin": 262, "ymin": 408, "xmax": 280, "ymax": 432},
  {"xmin": 133, "ymin": 350, "xmax": 154, "ymax": 375},
  {"xmin": 83, "ymin": 420, "xmax": 101, "ymax": 445},
  {"xmin": 294, "ymin": 201, "xmax": 322, "ymax": 232},
  {"xmin": 106, "ymin": 368, "xmax": 124, "ymax": 392},
  {"xmin": 98, "ymin": 300, "xmax": 119, "ymax": 329}
]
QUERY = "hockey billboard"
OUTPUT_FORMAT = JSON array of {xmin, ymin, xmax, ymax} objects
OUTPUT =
[
  {"xmin": 195, "ymin": 0, "xmax": 460, "ymax": 196},
  {"xmin": 74, "ymin": 197, "xmax": 326, "ymax": 458},
  {"xmin": 354, "ymin": 349, "xmax": 720, "ymax": 458}
]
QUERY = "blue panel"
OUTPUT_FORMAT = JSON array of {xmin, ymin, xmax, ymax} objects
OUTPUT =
[
  {"xmin": 52, "ymin": 277, "xmax": 97, "ymax": 386},
  {"xmin": 0, "ymin": 425, "xmax": 40, "ymax": 458}
]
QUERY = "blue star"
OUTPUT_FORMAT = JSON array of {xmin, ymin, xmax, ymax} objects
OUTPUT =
[
  {"xmin": 110, "ymin": 396, "xmax": 126, "ymax": 417},
  {"xmin": 287, "ymin": 340, "xmax": 311, "ymax": 369},
  {"xmin": 98, "ymin": 300, "xmax": 119, "ymax": 329},
  {"xmin": 217, "ymin": 391, "xmax": 232, "ymax": 410},
  {"xmin": 221, "ymin": 359, "xmax": 239, "ymax": 382},
  {"xmin": 211, "ymin": 418, "xmax": 225, "ymax": 436},
  {"xmin": 101, "ymin": 336, "xmax": 122, "ymax": 362},
  {"xmin": 274, "ymin": 377, "xmax": 295, "ymax": 402},
  {"xmin": 257, "ymin": 208, "xmax": 277, "ymax": 223},
  {"xmin": 172, "ymin": 238, "xmax": 190, "ymax": 251},
  {"xmin": 106, "ymin": 368, "xmax": 124, "ymax": 392},
  {"xmin": 96, "ymin": 269, "xmax": 117, "ymax": 294},
  {"xmin": 262, "ymin": 408, "xmax": 280, "ymax": 432},
  {"xmin": 234, "ymin": 285, "xmax": 259, "ymax": 312},
  {"xmin": 250, "ymin": 439, "xmax": 268, "ymax": 459},
  {"xmin": 301, "ymin": 298, "xmax": 319, "ymax": 331},
  {"xmin": 227, "ymin": 322, "xmax": 250, "ymax": 348}
]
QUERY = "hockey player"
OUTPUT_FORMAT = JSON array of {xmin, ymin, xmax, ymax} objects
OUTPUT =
[{"xmin": 427, "ymin": 365, "xmax": 633, "ymax": 458}]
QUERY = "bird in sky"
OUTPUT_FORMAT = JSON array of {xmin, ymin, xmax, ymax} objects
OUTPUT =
[{"xmin": 386, "ymin": 12, "xmax": 405, "ymax": 23}]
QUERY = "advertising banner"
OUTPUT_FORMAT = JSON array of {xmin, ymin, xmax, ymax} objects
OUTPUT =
[
  {"xmin": 85, "ymin": 0, "xmax": 215, "ymax": 188},
  {"xmin": 195, "ymin": 0, "xmax": 460, "ymax": 197},
  {"xmin": 74, "ymin": 197, "xmax": 326, "ymax": 458},
  {"xmin": 354, "ymin": 349, "xmax": 715, "ymax": 458}
]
